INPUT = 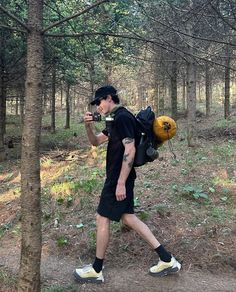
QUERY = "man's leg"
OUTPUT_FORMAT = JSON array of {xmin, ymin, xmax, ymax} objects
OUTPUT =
[
  {"xmin": 93, "ymin": 214, "xmax": 110, "ymax": 272},
  {"xmin": 121, "ymin": 213, "xmax": 181, "ymax": 276},
  {"xmin": 73, "ymin": 214, "xmax": 110, "ymax": 283},
  {"xmin": 121, "ymin": 213, "xmax": 160, "ymax": 248}
]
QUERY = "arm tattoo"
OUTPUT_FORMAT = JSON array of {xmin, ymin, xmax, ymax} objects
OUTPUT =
[
  {"xmin": 123, "ymin": 154, "xmax": 134, "ymax": 168},
  {"xmin": 123, "ymin": 138, "xmax": 134, "ymax": 144},
  {"xmin": 123, "ymin": 153, "xmax": 129, "ymax": 161},
  {"xmin": 128, "ymin": 158, "xmax": 134, "ymax": 168}
]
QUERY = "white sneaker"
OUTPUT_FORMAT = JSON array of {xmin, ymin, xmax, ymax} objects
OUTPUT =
[
  {"xmin": 74, "ymin": 264, "xmax": 104, "ymax": 283},
  {"xmin": 149, "ymin": 256, "xmax": 181, "ymax": 277}
]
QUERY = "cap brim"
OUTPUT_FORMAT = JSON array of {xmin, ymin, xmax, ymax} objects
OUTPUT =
[{"xmin": 90, "ymin": 97, "xmax": 100, "ymax": 105}]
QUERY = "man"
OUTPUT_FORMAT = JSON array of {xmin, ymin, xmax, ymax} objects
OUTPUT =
[{"xmin": 74, "ymin": 85, "xmax": 181, "ymax": 283}]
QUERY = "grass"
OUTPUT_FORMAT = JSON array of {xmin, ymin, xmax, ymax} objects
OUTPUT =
[
  {"xmin": 0, "ymin": 268, "xmax": 17, "ymax": 287},
  {"xmin": 1, "ymin": 111, "xmax": 236, "ymax": 289}
]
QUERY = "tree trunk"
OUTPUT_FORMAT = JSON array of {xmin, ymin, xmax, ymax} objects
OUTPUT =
[
  {"xmin": 205, "ymin": 62, "xmax": 211, "ymax": 118},
  {"xmin": 65, "ymin": 82, "xmax": 70, "ymax": 129},
  {"xmin": 186, "ymin": 60, "xmax": 197, "ymax": 147},
  {"xmin": 186, "ymin": 4, "xmax": 197, "ymax": 147},
  {"xmin": 170, "ymin": 58, "xmax": 178, "ymax": 120},
  {"xmin": 89, "ymin": 61, "xmax": 95, "ymax": 108},
  {"xmin": 60, "ymin": 83, "xmax": 63, "ymax": 109},
  {"xmin": 224, "ymin": 46, "xmax": 230, "ymax": 119},
  {"xmin": 153, "ymin": 81, "xmax": 159, "ymax": 116},
  {"xmin": 16, "ymin": 96, "xmax": 19, "ymax": 116},
  {"xmin": 182, "ymin": 74, "xmax": 186, "ymax": 111},
  {"xmin": 158, "ymin": 80, "xmax": 165, "ymax": 115},
  {"xmin": 0, "ymin": 75, "xmax": 6, "ymax": 161},
  {"xmin": 0, "ymin": 28, "xmax": 6, "ymax": 161},
  {"xmin": 20, "ymin": 93, "xmax": 25, "ymax": 128},
  {"xmin": 51, "ymin": 64, "xmax": 56, "ymax": 134},
  {"xmin": 18, "ymin": 1, "xmax": 43, "ymax": 291}
]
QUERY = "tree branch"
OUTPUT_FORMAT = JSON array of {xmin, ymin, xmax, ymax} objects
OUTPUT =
[
  {"xmin": 0, "ymin": 4, "xmax": 29, "ymax": 32},
  {"xmin": 210, "ymin": 2, "xmax": 236, "ymax": 32},
  {"xmin": 45, "ymin": 31, "xmax": 236, "ymax": 71},
  {"xmin": 42, "ymin": 0, "xmax": 109, "ymax": 34},
  {"xmin": 135, "ymin": 0, "xmax": 236, "ymax": 47},
  {"xmin": 0, "ymin": 24, "xmax": 27, "ymax": 33}
]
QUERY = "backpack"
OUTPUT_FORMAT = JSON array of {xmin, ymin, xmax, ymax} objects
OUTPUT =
[{"xmin": 133, "ymin": 106, "xmax": 162, "ymax": 167}]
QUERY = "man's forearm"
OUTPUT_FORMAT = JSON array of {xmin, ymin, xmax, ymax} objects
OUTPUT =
[
  {"xmin": 118, "ymin": 140, "xmax": 136, "ymax": 185},
  {"xmin": 85, "ymin": 124, "xmax": 99, "ymax": 146}
]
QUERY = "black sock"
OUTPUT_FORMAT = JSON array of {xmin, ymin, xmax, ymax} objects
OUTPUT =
[
  {"xmin": 92, "ymin": 257, "xmax": 104, "ymax": 273},
  {"xmin": 155, "ymin": 245, "xmax": 172, "ymax": 262}
]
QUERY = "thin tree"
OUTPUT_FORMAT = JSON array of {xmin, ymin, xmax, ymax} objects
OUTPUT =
[
  {"xmin": 0, "ymin": 1, "xmax": 110, "ymax": 291},
  {"xmin": 18, "ymin": 0, "xmax": 44, "ymax": 290}
]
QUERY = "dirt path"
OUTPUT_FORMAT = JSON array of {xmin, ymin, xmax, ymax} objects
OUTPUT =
[{"xmin": 0, "ymin": 242, "xmax": 236, "ymax": 292}]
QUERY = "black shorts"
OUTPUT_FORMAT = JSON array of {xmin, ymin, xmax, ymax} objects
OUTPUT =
[{"xmin": 97, "ymin": 179, "xmax": 135, "ymax": 222}]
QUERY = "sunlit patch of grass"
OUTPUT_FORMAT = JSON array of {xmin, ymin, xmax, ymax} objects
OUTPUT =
[
  {"xmin": 50, "ymin": 182, "xmax": 75, "ymax": 198},
  {"xmin": 41, "ymin": 162, "xmax": 71, "ymax": 184},
  {"xmin": 50, "ymin": 177, "xmax": 100, "ymax": 199},
  {"xmin": 10, "ymin": 224, "xmax": 21, "ymax": 237},
  {"xmin": 41, "ymin": 156, "xmax": 54, "ymax": 168},
  {"xmin": 0, "ymin": 188, "xmax": 21, "ymax": 203},
  {"xmin": 0, "ymin": 169, "xmax": 20, "ymax": 188},
  {"xmin": 212, "ymin": 176, "xmax": 236, "ymax": 187}
]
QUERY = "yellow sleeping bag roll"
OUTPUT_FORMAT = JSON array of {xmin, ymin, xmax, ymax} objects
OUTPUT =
[{"xmin": 153, "ymin": 116, "xmax": 177, "ymax": 142}]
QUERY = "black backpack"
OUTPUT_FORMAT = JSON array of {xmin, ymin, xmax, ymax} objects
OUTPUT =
[{"xmin": 133, "ymin": 106, "xmax": 162, "ymax": 167}]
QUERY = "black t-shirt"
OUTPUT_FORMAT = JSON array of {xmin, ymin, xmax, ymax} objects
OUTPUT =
[{"xmin": 102, "ymin": 107, "xmax": 137, "ymax": 184}]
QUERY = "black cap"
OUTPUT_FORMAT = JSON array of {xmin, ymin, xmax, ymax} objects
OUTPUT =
[{"xmin": 90, "ymin": 85, "xmax": 117, "ymax": 105}]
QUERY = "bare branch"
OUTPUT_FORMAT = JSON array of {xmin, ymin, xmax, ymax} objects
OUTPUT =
[
  {"xmin": 0, "ymin": 4, "xmax": 29, "ymax": 31},
  {"xmin": 44, "ymin": 31, "xmax": 236, "ymax": 71},
  {"xmin": 0, "ymin": 24, "xmax": 27, "ymax": 33},
  {"xmin": 42, "ymin": 0, "xmax": 109, "ymax": 34},
  {"xmin": 210, "ymin": 2, "xmax": 236, "ymax": 32},
  {"xmin": 135, "ymin": 0, "xmax": 236, "ymax": 48}
]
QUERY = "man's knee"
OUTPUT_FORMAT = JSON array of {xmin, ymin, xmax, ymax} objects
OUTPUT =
[
  {"xmin": 96, "ymin": 213, "xmax": 109, "ymax": 227},
  {"xmin": 121, "ymin": 213, "xmax": 135, "ymax": 226}
]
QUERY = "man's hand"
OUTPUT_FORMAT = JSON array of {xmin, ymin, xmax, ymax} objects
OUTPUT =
[
  {"xmin": 84, "ymin": 112, "xmax": 93, "ymax": 125},
  {"xmin": 115, "ymin": 182, "xmax": 126, "ymax": 201}
]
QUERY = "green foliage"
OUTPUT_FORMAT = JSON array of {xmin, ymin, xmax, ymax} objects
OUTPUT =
[
  {"xmin": 138, "ymin": 211, "xmax": 149, "ymax": 221},
  {"xmin": 56, "ymin": 237, "xmax": 69, "ymax": 247},
  {"xmin": 209, "ymin": 207, "xmax": 226, "ymax": 220},
  {"xmin": 0, "ymin": 224, "xmax": 10, "ymax": 238},
  {"xmin": 134, "ymin": 197, "xmax": 140, "ymax": 207},
  {"xmin": 88, "ymin": 229, "xmax": 96, "ymax": 250},
  {"xmin": 215, "ymin": 116, "xmax": 236, "ymax": 128},
  {"xmin": 51, "ymin": 181, "xmax": 79, "ymax": 197},
  {"xmin": 78, "ymin": 178, "xmax": 98, "ymax": 193},
  {"xmin": 181, "ymin": 184, "xmax": 209, "ymax": 201},
  {"xmin": 154, "ymin": 204, "xmax": 169, "ymax": 217}
]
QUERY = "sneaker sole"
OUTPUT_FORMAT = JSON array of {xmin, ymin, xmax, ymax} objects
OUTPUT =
[
  {"xmin": 73, "ymin": 271, "xmax": 104, "ymax": 284},
  {"xmin": 149, "ymin": 262, "xmax": 181, "ymax": 277}
]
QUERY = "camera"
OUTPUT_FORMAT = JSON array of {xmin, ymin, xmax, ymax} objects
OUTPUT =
[
  {"xmin": 146, "ymin": 146, "xmax": 159, "ymax": 161},
  {"xmin": 92, "ymin": 112, "xmax": 102, "ymax": 122}
]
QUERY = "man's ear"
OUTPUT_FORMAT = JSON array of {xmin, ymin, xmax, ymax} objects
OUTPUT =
[{"xmin": 107, "ymin": 94, "xmax": 112, "ymax": 102}]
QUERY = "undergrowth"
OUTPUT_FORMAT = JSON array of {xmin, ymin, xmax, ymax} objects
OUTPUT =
[{"xmin": 1, "ymin": 111, "xmax": 236, "ymax": 289}]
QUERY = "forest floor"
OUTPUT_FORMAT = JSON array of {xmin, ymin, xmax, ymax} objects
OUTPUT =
[{"xmin": 0, "ymin": 109, "xmax": 236, "ymax": 291}]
